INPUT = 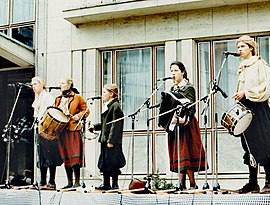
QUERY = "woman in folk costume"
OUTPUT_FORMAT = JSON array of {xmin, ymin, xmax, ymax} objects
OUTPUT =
[
  {"xmin": 162, "ymin": 61, "xmax": 207, "ymax": 190},
  {"xmin": 90, "ymin": 84, "xmax": 126, "ymax": 190},
  {"xmin": 31, "ymin": 77, "xmax": 62, "ymax": 190},
  {"xmin": 55, "ymin": 78, "xmax": 90, "ymax": 189},
  {"xmin": 233, "ymin": 35, "xmax": 270, "ymax": 194}
]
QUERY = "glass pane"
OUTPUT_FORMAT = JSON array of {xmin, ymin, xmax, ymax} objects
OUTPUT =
[
  {"xmin": 11, "ymin": 26, "xmax": 33, "ymax": 48},
  {"xmin": 155, "ymin": 134, "xmax": 169, "ymax": 173},
  {"xmin": 258, "ymin": 36, "xmax": 269, "ymax": 63},
  {"xmin": 102, "ymin": 51, "xmax": 112, "ymax": 85},
  {"xmin": 122, "ymin": 134, "xmax": 148, "ymax": 174},
  {"xmin": 155, "ymin": 46, "xmax": 165, "ymax": 129},
  {"xmin": 213, "ymin": 40, "xmax": 240, "ymax": 127},
  {"xmin": 116, "ymin": 48, "xmax": 152, "ymax": 130},
  {"xmin": 12, "ymin": 0, "xmax": 35, "ymax": 23},
  {"xmin": 218, "ymin": 132, "xmax": 247, "ymax": 173},
  {"xmin": 0, "ymin": 29, "xmax": 8, "ymax": 35},
  {"xmin": 198, "ymin": 42, "xmax": 211, "ymax": 127},
  {"xmin": 0, "ymin": 0, "xmax": 8, "ymax": 26}
]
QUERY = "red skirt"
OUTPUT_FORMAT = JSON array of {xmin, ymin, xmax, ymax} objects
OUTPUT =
[
  {"xmin": 58, "ymin": 131, "xmax": 83, "ymax": 167},
  {"xmin": 168, "ymin": 117, "xmax": 207, "ymax": 173}
]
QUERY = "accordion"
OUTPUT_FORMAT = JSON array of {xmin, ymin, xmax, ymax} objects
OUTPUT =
[{"xmin": 158, "ymin": 91, "xmax": 190, "ymax": 132}]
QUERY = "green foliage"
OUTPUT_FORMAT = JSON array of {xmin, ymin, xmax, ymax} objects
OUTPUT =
[{"xmin": 151, "ymin": 169, "xmax": 174, "ymax": 190}]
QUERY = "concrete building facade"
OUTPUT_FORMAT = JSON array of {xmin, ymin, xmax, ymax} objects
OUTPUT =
[{"xmin": 1, "ymin": 0, "xmax": 270, "ymax": 189}]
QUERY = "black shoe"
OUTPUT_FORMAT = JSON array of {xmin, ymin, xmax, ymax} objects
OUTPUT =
[
  {"xmin": 188, "ymin": 184, "xmax": 198, "ymax": 190},
  {"xmin": 96, "ymin": 184, "xmax": 111, "ymax": 190},
  {"xmin": 61, "ymin": 184, "xmax": 73, "ymax": 189},
  {"xmin": 260, "ymin": 183, "xmax": 270, "ymax": 194},
  {"xmin": 72, "ymin": 183, "xmax": 80, "ymax": 188},
  {"xmin": 238, "ymin": 183, "xmax": 260, "ymax": 194},
  {"xmin": 111, "ymin": 184, "xmax": 119, "ymax": 190}
]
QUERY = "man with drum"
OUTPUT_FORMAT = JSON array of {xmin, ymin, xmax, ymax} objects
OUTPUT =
[
  {"xmin": 32, "ymin": 77, "xmax": 63, "ymax": 190},
  {"xmin": 233, "ymin": 35, "xmax": 270, "ymax": 194}
]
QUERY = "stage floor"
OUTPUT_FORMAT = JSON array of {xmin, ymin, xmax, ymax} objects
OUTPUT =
[{"xmin": 0, "ymin": 188, "xmax": 270, "ymax": 205}]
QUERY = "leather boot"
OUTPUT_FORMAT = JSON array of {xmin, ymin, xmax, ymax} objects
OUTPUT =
[
  {"xmin": 62, "ymin": 166, "xmax": 73, "ymax": 189},
  {"xmin": 73, "ymin": 165, "xmax": 80, "ymax": 188},
  {"xmin": 40, "ymin": 166, "xmax": 47, "ymax": 186},
  {"xmin": 96, "ymin": 172, "xmax": 111, "ymax": 190},
  {"xmin": 47, "ymin": 166, "xmax": 56, "ymax": 190},
  {"xmin": 180, "ymin": 172, "xmax": 187, "ymax": 190},
  {"xmin": 112, "ymin": 173, "xmax": 119, "ymax": 190},
  {"xmin": 238, "ymin": 165, "xmax": 259, "ymax": 193},
  {"xmin": 261, "ymin": 166, "xmax": 270, "ymax": 194}
]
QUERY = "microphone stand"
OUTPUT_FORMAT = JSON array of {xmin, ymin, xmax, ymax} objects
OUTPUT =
[
  {"xmin": 211, "ymin": 53, "xmax": 229, "ymax": 191},
  {"xmin": 144, "ymin": 81, "xmax": 165, "ymax": 193},
  {"xmin": 200, "ymin": 94, "xmax": 211, "ymax": 190},
  {"xmin": 74, "ymin": 107, "xmax": 90, "ymax": 190},
  {"xmin": 133, "ymin": 80, "xmax": 166, "ymax": 193},
  {"xmin": 1, "ymin": 86, "xmax": 23, "ymax": 189}
]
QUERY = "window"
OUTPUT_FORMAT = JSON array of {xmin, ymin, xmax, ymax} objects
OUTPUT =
[
  {"xmin": 0, "ymin": 0, "xmax": 8, "ymax": 26},
  {"xmin": 101, "ymin": 45, "xmax": 166, "ymax": 174},
  {"xmin": 0, "ymin": 0, "xmax": 35, "ymax": 48},
  {"xmin": 11, "ymin": 25, "xmax": 33, "ymax": 48},
  {"xmin": 12, "ymin": 0, "xmax": 35, "ymax": 23},
  {"xmin": 198, "ymin": 36, "xmax": 270, "ymax": 174}
]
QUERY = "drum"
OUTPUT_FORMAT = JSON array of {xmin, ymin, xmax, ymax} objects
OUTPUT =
[
  {"xmin": 38, "ymin": 106, "xmax": 69, "ymax": 140},
  {"xmin": 221, "ymin": 103, "xmax": 253, "ymax": 136}
]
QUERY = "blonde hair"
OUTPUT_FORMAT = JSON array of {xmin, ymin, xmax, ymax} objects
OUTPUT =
[
  {"xmin": 31, "ymin": 76, "xmax": 46, "ymax": 89},
  {"xmin": 237, "ymin": 35, "xmax": 257, "ymax": 56},
  {"xmin": 104, "ymin": 84, "xmax": 119, "ymax": 98},
  {"xmin": 60, "ymin": 77, "xmax": 74, "ymax": 89}
]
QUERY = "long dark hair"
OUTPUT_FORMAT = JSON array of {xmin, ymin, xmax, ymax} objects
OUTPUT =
[{"xmin": 170, "ymin": 61, "xmax": 189, "ymax": 81}]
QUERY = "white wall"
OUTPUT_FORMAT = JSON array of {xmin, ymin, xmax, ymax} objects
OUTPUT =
[{"xmin": 37, "ymin": 0, "xmax": 270, "ymax": 184}]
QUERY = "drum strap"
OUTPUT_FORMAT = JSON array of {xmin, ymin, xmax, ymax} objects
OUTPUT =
[{"xmin": 242, "ymin": 133, "xmax": 257, "ymax": 168}]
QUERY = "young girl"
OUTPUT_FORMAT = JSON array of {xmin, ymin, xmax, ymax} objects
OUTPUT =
[{"xmin": 90, "ymin": 84, "xmax": 126, "ymax": 190}]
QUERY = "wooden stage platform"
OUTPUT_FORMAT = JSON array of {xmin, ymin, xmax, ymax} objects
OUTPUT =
[{"xmin": 0, "ymin": 187, "xmax": 270, "ymax": 205}]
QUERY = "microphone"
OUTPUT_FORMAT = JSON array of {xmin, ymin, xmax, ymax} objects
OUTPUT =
[
  {"xmin": 157, "ymin": 76, "xmax": 174, "ymax": 81},
  {"xmin": 16, "ymin": 82, "xmax": 32, "ymax": 88},
  {"xmin": 223, "ymin": 51, "xmax": 240, "ymax": 57},
  {"xmin": 46, "ymin": 86, "xmax": 61, "ymax": 90},
  {"xmin": 87, "ymin": 96, "xmax": 102, "ymax": 100}
]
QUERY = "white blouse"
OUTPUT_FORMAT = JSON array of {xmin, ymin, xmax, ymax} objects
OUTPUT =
[
  {"xmin": 237, "ymin": 56, "xmax": 270, "ymax": 102},
  {"xmin": 32, "ymin": 90, "xmax": 55, "ymax": 120}
]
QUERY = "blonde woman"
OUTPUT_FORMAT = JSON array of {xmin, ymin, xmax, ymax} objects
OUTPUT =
[
  {"xmin": 234, "ymin": 35, "xmax": 270, "ymax": 194},
  {"xmin": 31, "ymin": 77, "xmax": 62, "ymax": 190}
]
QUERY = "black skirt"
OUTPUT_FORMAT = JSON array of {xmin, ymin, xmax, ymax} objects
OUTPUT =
[
  {"xmin": 98, "ymin": 143, "xmax": 126, "ymax": 174},
  {"xmin": 240, "ymin": 100, "xmax": 270, "ymax": 165},
  {"xmin": 37, "ymin": 134, "xmax": 63, "ymax": 168}
]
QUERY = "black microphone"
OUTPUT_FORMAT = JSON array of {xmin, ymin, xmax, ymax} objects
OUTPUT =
[
  {"xmin": 157, "ymin": 76, "xmax": 174, "ymax": 81},
  {"xmin": 46, "ymin": 86, "xmax": 61, "ymax": 90},
  {"xmin": 88, "ymin": 96, "xmax": 102, "ymax": 100},
  {"xmin": 16, "ymin": 82, "xmax": 32, "ymax": 88},
  {"xmin": 223, "ymin": 51, "xmax": 240, "ymax": 57}
]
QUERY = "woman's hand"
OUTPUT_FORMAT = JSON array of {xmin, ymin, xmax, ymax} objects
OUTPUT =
[
  {"xmin": 233, "ymin": 91, "xmax": 245, "ymax": 101},
  {"xmin": 171, "ymin": 116, "xmax": 187, "ymax": 125},
  {"xmin": 107, "ymin": 143, "xmax": 114, "ymax": 148},
  {"xmin": 88, "ymin": 125, "xmax": 94, "ymax": 133},
  {"xmin": 71, "ymin": 115, "xmax": 80, "ymax": 121}
]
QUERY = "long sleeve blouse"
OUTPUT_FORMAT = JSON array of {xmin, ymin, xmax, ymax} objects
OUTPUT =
[{"xmin": 237, "ymin": 56, "xmax": 270, "ymax": 102}]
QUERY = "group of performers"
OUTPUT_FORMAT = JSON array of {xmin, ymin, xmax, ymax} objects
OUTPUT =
[{"xmin": 29, "ymin": 34, "xmax": 269, "ymax": 193}]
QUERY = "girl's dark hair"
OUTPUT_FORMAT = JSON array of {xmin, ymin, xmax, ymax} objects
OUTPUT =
[{"xmin": 170, "ymin": 61, "xmax": 188, "ymax": 80}]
